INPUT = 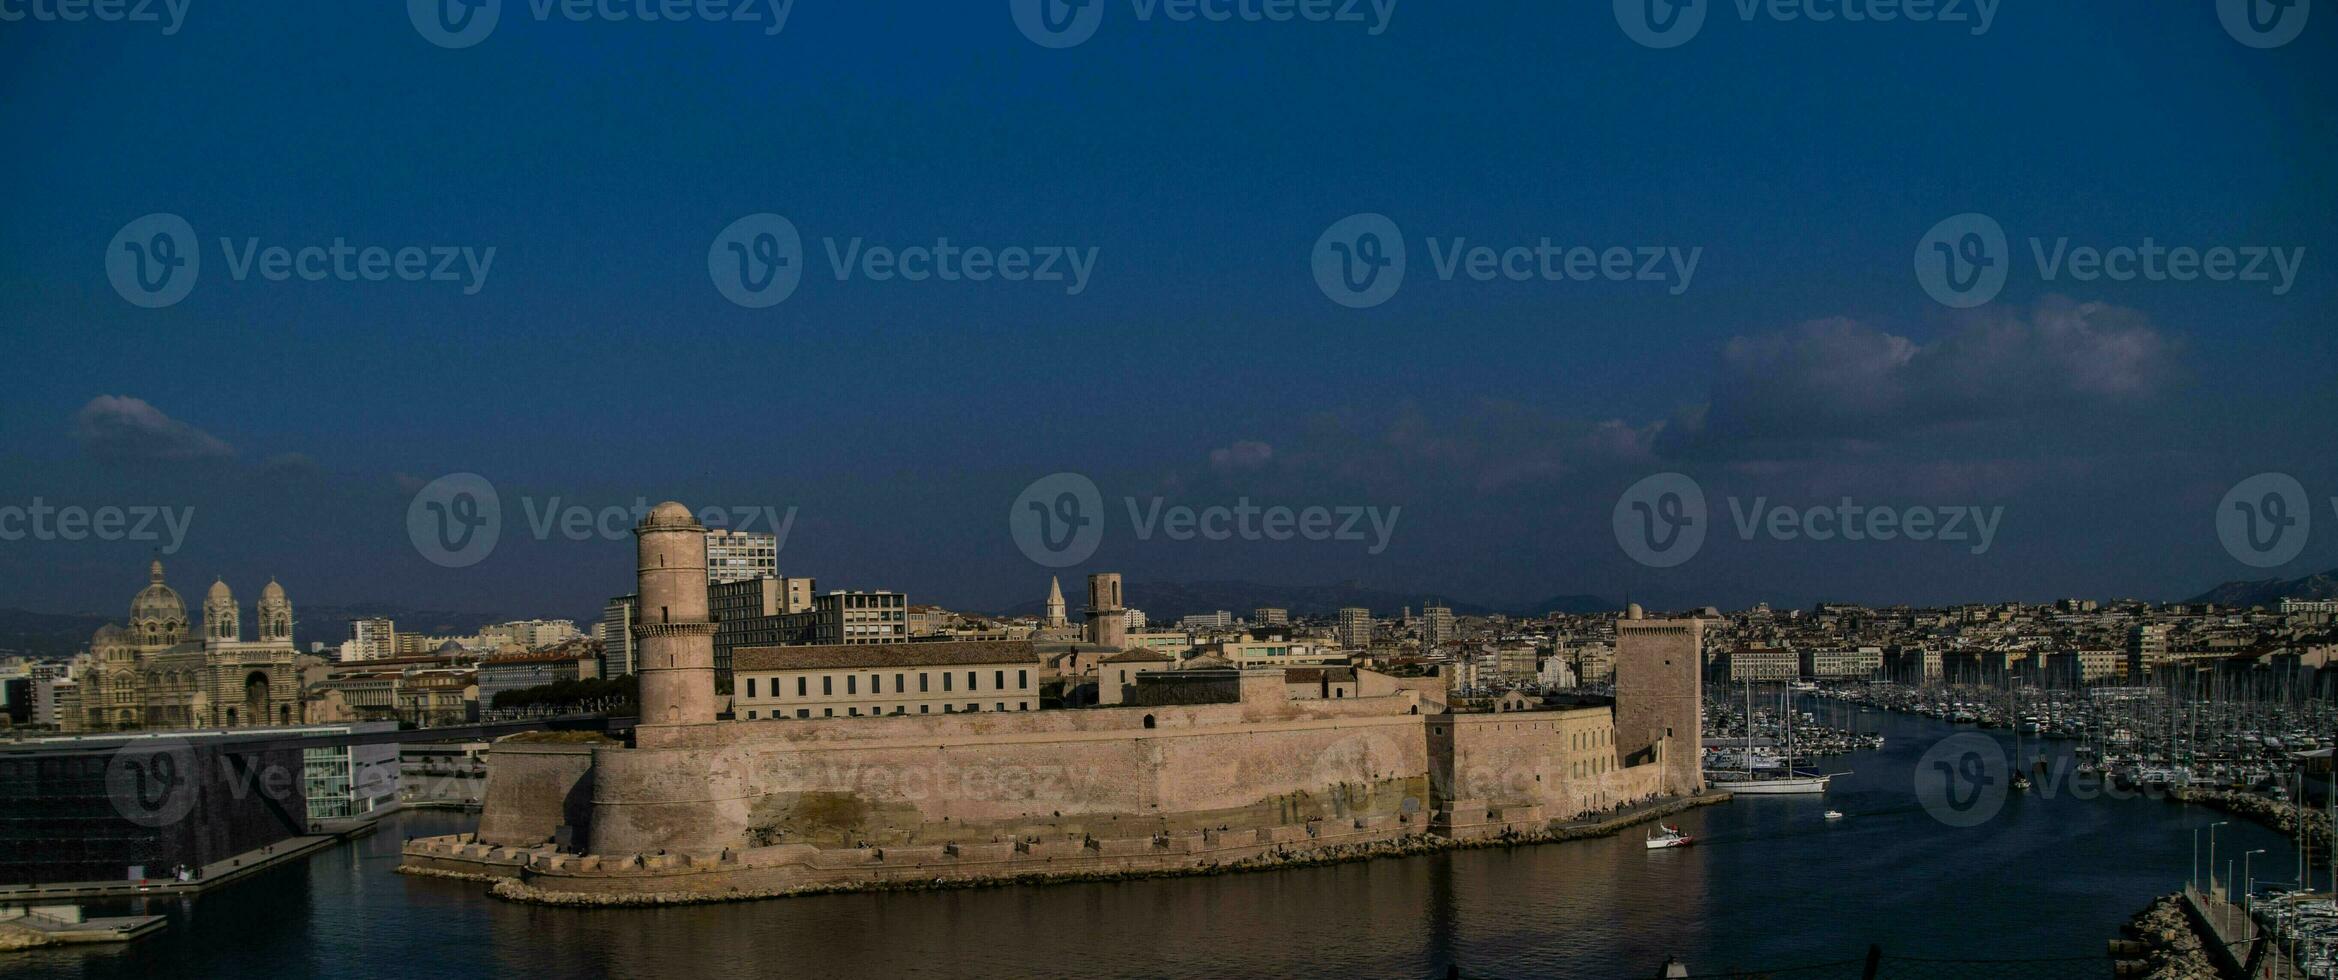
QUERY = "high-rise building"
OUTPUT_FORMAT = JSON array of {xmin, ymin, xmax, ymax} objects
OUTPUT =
[
  {"xmin": 1421, "ymin": 604, "xmax": 1455, "ymax": 649},
  {"xmin": 809, "ymin": 591, "xmax": 906, "ymax": 645},
  {"xmin": 1253, "ymin": 607, "xmax": 1289, "ymax": 626},
  {"xmin": 1335, "ymin": 607, "xmax": 1372, "ymax": 649},
  {"xmin": 349, "ymin": 617, "xmax": 397, "ymax": 661},
  {"xmin": 600, "ymin": 594, "xmax": 638, "ymax": 677},
  {"xmin": 704, "ymin": 529, "xmax": 779, "ymax": 585}
]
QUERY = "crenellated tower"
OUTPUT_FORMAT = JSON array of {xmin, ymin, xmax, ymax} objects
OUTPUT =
[{"xmin": 634, "ymin": 501, "xmax": 718, "ymax": 739}]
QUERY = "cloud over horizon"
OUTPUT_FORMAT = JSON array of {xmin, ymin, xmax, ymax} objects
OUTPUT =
[{"xmin": 71, "ymin": 395, "xmax": 236, "ymax": 462}]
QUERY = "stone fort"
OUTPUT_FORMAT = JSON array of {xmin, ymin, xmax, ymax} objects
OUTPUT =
[{"xmin": 403, "ymin": 502, "xmax": 1706, "ymax": 902}]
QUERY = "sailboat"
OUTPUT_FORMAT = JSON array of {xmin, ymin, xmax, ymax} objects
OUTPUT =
[
  {"xmin": 1646, "ymin": 822, "xmax": 1696, "ymax": 849},
  {"xmin": 1707, "ymin": 679, "xmax": 1838, "ymax": 794}
]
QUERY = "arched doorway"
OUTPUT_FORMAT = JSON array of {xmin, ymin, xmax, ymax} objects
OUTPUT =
[{"xmin": 243, "ymin": 671, "xmax": 270, "ymax": 727}]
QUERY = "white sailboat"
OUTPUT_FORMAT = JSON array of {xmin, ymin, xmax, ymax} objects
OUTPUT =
[{"xmin": 1706, "ymin": 678, "xmax": 1839, "ymax": 794}]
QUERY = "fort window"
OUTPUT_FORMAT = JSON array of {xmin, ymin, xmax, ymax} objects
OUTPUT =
[
  {"xmin": 823, "ymin": 677, "xmax": 833, "ymax": 696},
  {"xmin": 895, "ymin": 673, "xmax": 904, "ymax": 692},
  {"xmin": 966, "ymin": 703, "xmax": 977, "ymax": 712},
  {"xmin": 920, "ymin": 673, "xmax": 930, "ymax": 692},
  {"xmin": 849, "ymin": 707, "xmax": 859, "ymax": 716},
  {"xmin": 1142, "ymin": 714, "xmax": 1156, "ymax": 729},
  {"xmin": 996, "ymin": 703, "xmax": 1005, "ymax": 712},
  {"xmin": 994, "ymin": 670, "xmax": 1005, "ymax": 690},
  {"xmin": 942, "ymin": 673, "xmax": 952, "ymax": 692},
  {"xmin": 797, "ymin": 709, "xmax": 808, "ymax": 718},
  {"xmin": 1018, "ymin": 669, "xmax": 1028, "ymax": 688},
  {"xmin": 823, "ymin": 708, "xmax": 833, "ymax": 717},
  {"xmin": 966, "ymin": 671, "xmax": 977, "ymax": 691},
  {"xmin": 847, "ymin": 676, "xmax": 856, "ymax": 695},
  {"xmin": 920, "ymin": 705, "xmax": 929, "ymax": 713},
  {"xmin": 746, "ymin": 678, "xmax": 757, "ymax": 698},
  {"xmin": 797, "ymin": 677, "xmax": 808, "ymax": 697},
  {"xmin": 1018, "ymin": 702, "xmax": 1028, "ymax": 711}
]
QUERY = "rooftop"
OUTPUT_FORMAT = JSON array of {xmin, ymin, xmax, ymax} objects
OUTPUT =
[{"xmin": 734, "ymin": 640, "xmax": 1039, "ymax": 671}]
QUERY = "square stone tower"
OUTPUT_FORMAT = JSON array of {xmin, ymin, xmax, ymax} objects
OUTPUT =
[
  {"xmin": 1085, "ymin": 572, "xmax": 1126, "ymax": 648},
  {"xmin": 1615, "ymin": 609, "xmax": 1704, "ymax": 795}
]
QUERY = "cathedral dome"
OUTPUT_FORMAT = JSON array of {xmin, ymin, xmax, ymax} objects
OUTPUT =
[
  {"xmin": 261, "ymin": 579, "xmax": 287, "ymax": 602},
  {"xmin": 130, "ymin": 560, "xmax": 186, "ymax": 627},
  {"xmin": 93, "ymin": 623, "xmax": 125, "ymax": 644},
  {"xmin": 207, "ymin": 578, "xmax": 234, "ymax": 603}
]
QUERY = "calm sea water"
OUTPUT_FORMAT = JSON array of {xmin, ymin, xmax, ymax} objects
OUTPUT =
[{"xmin": 9, "ymin": 707, "xmax": 2304, "ymax": 979}]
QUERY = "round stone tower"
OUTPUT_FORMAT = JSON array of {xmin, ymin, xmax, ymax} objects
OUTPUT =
[{"xmin": 634, "ymin": 501, "xmax": 717, "ymax": 734}]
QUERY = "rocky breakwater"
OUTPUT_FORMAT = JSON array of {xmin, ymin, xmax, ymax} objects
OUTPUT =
[
  {"xmin": 2171, "ymin": 786, "xmax": 2334, "ymax": 855},
  {"xmin": 2113, "ymin": 894, "xmax": 2219, "ymax": 980}
]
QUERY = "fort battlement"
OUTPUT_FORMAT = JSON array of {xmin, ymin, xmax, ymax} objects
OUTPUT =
[{"xmin": 399, "ymin": 500, "xmax": 1706, "ymax": 903}]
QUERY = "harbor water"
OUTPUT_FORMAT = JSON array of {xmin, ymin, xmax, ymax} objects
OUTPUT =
[{"xmin": 7, "ymin": 707, "xmax": 2302, "ymax": 979}]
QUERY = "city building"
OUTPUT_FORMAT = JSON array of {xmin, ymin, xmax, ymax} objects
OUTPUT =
[
  {"xmin": 58, "ymin": 561, "xmax": 304, "ymax": 732},
  {"xmin": 1336, "ymin": 607, "xmax": 1373, "ymax": 649},
  {"xmin": 600, "ymin": 594, "xmax": 638, "ymax": 678},
  {"xmin": 704, "ymin": 528, "xmax": 779, "ymax": 584},
  {"xmin": 1799, "ymin": 647, "xmax": 1882, "ymax": 680},
  {"xmin": 709, "ymin": 575, "xmax": 817, "ymax": 678},
  {"xmin": 475, "ymin": 646, "xmax": 602, "ymax": 707},
  {"xmin": 1422, "ymin": 604, "xmax": 1456, "ymax": 649},
  {"xmin": 348, "ymin": 618, "xmax": 397, "ymax": 661},
  {"xmin": 731, "ymin": 641, "xmax": 1044, "ymax": 718},
  {"xmin": 1086, "ymin": 574, "xmax": 1127, "ymax": 648},
  {"xmin": 1721, "ymin": 645, "xmax": 1799, "ymax": 682},
  {"xmin": 1096, "ymin": 648, "xmax": 1175, "ymax": 705},
  {"xmin": 1202, "ymin": 638, "xmax": 1345, "ymax": 669},
  {"xmin": 1253, "ymin": 607, "xmax": 1289, "ymax": 626}
]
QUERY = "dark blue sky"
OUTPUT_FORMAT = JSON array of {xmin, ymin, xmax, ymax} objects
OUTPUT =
[{"xmin": 2, "ymin": 2, "xmax": 2334, "ymax": 624}]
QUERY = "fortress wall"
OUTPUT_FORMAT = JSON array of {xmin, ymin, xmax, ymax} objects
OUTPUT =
[
  {"xmin": 1437, "ymin": 708, "xmax": 1665, "ymax": 820},
  {"xmin": 476, "ymin": 743, "xmax": 598, "ymax": 848},
  {"xmin": 584, "ymin": 695, "xmax": 1432, "ymax": 855}
]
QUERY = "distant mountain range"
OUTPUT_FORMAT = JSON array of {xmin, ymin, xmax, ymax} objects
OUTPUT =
[
  {"xmin": 995, "ymin": 579, "xmax": 1617, "ymax": 622},
  {"xmin": 2187, "ymin": 568, "xmax": 2338, "ymax": 608}
]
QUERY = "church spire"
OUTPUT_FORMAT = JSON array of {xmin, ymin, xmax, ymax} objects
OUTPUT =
[{"xmin": 1044, "ymin": 576, "xmax": 1067, "ymax": 628}]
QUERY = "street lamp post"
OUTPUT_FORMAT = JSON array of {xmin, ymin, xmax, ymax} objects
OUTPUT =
[
  {"xmin": 2210, "ymin": 821, "xmax": 2230, "ymax": 896},
  {"xmin": 2247, "ymin": 849, "xmax": 2268, "ymax": 916}
]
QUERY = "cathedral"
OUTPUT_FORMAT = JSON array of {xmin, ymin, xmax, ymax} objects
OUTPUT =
[{"xmin": 61, "ymin": 560, "xmax": 305, "ymax": 732}]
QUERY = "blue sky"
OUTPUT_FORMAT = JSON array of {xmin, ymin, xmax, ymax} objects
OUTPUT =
[{"xmin": 1, "ymin": 2, "xmax": 2333, "ymax": 622}]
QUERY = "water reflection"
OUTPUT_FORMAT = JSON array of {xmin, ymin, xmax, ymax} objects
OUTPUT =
[{"xmin": 6, "ymin": 708, "xmax": 2303, "ymax": 980}]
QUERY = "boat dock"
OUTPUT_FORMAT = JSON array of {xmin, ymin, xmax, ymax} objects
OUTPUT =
[{"xmin": 0, "ymin": 905, "xmax": 166, "ymax": 949}]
